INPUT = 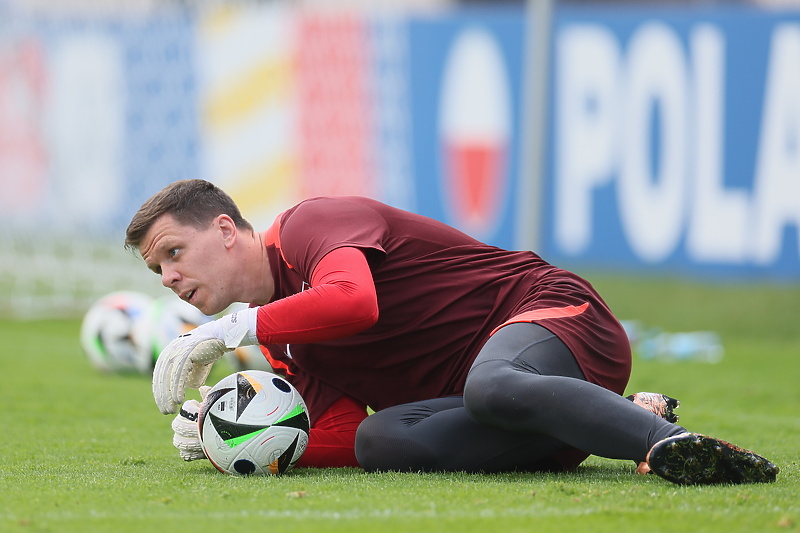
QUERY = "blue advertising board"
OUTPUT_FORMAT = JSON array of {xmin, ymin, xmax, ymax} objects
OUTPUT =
[
  {"xmin": 404, "ymin": 11, "xmax": 524, "ymax": 247},
  {"xmin": 542, "ymin": 6, "xmax": 800, "ymax": 280},
  {"xmin": 120, "ymin": 14, "xmax": 199, "ymax": 229}
]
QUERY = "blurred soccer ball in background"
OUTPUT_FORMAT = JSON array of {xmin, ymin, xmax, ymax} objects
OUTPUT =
[
  {"xmin": 79, "ymin": 290, "xmax": 154, "ymax": 373},
  {"xmin": 133, "ymin": 295, "xmax": 213, "ymax": 371},
  {"xmin": 80, "ymin": 294, "xmax": 272, "ymax": 375},
  {"xmin": 198, "ymin": 370, "xmax": 309, "ymax": 476}
]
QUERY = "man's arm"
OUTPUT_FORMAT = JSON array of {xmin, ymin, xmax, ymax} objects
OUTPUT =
[
  {"xmin": 255, "ymin": 246, "xmax": 379, "ymax": 345},
  {"xmin": 153, "ymin": 247, "xmax": 378, "ymax": 414}
]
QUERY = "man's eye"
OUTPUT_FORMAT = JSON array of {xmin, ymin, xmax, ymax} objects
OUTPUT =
[{"xmin": 169, "ymin": 248, "xmax": 179, "ymax": 258}]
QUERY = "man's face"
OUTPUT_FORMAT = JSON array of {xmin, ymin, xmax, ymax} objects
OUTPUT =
[{"xmin": 139, "ymin": 214, "xmax": 234, "ymax": 316}]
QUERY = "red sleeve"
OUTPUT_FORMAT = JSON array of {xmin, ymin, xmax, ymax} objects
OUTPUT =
[
  {"xmin": 296, "ymin": 395, "xmax": 368, "ymax": 468},
  {"xmin": 255, "ymin": 246, "xmax": 379, "ymax": 345}
]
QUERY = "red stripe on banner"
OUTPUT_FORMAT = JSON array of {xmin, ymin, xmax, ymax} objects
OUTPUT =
[
  {"xmin": 0, "ymin": 38, "xmax": 47, "ymax": 212},
  {"xmin": 296, "ymin": 14, "xmax": 374, "ymax": 198}
]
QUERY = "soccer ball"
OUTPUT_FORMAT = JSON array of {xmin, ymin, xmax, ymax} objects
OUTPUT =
[
  {"xmin": 198, "ymin": 370, "xmax": 310, "ymax": 476},
  {"xmin": 79, "ymin": 290, "xmax": 154, "ymax": 373},
  {"xmin": 133, "ymin": 295, "xmax": 213, "ymax": 371}
]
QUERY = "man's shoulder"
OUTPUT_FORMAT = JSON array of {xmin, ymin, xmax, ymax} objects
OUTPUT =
[
  {"xmin": 284, "ymin": 196, "xmax": 390, "ymax": 226},
  {"xmin": 293, "ymin": 196, "xmax": 384, "ymax": 210}
]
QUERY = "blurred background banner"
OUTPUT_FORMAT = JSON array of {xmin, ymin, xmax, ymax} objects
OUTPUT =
[
  {"xmin": 544, "ymin": 5, "xmax": 800, "ymax": 280},
  {"xmin": 0, "ymin": 1, "xmax": 798, "ymax": 317},
  {"xmin": 408, "ymin": 10, "xmax": 523, "ymax": 246},
  {"xmin": 197, "ymin": 3, "xmax": 296, "ymax": 231},
  {"xmin": 0, "ymin": 10, "xmax": 198, "ymax": 235}
]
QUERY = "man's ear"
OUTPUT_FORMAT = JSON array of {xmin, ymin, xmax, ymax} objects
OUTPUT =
[{"xmin": 216, "ymin": 214, "xmax": 237, "ymax": 248}]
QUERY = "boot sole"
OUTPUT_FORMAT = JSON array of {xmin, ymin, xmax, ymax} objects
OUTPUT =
[{"xmin": 648, "ymin": 433, "xmax": 779, "ymax": 485}]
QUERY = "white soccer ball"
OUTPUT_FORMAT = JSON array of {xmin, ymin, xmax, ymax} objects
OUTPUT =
[
  {"xmin": 133, "ymin": 296, "xmax": 213, "ymax": 372},
  {"xmin": 79, "ymin": 290, "xmax": 154, "ymax": 373},
  {"xmin": 198, "ymin": 370, "xmax": 310, "ymax": 476}
]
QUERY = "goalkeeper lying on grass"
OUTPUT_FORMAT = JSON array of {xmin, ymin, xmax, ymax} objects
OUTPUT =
[{"xmin": 125, "ymin": 179, "xmax": 779, "ymax": 485}]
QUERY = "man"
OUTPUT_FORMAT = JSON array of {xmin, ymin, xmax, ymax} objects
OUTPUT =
[{"xmin": 125, "ymin": 179, "xmax": 778, "ymax": 484}]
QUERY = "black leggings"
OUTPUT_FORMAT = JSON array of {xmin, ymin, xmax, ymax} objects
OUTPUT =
[{"xmin": 355, "ymin": 322, "xmax": 685, "ymax": 472}]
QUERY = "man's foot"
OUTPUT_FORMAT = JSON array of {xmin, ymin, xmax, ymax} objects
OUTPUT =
[
  {"xmin": 627, "ymin": 392, "xmax": 680, "ymax": 423},
  {"xmin": 646, "ymin": 433, "xmax": 779, "ymax": 485}
]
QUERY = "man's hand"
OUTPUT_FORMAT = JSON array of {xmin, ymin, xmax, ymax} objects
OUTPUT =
[
  {"xmin": 153, "ymin": 307, "xmax": 259, "ymax": 414},
  {"xmin": 171, "ymin": 386, "xmax": 211, "ymax": 461}
]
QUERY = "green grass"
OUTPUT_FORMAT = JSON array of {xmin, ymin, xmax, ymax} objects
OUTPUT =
[{"xmin": 2, "ymin": 276, "xmax": 799, "ymax": 532}]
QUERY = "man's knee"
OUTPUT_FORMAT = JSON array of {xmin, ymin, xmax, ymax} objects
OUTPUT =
[
  {"xmin": 464, "ymin": 360, "xmax": 542, "ymax": 429},
  {"xmin": 354, "ymin": 408, "xmax": 437, "ymax": 472},
  {"xmin": 354, "ymin": 413, "xmax": 385, "ymax": 471}
]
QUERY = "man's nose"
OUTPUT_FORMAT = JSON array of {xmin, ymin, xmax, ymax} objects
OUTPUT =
[{"xmin": 161, "ymin": 265, "xmax": 180, "ymax": 288}]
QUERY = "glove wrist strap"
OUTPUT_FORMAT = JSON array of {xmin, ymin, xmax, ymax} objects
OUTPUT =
[{"xmin": 218, "ymin": 307, "xmax": 259, "ymax": 348}]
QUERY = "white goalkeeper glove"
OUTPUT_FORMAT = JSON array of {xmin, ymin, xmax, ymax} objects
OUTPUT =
[
  {"xmin": 171, "ymin": 386, "xmax": 211, "ymax": 461},
  {"xmin": 153, "ymin": 306, "xmax": 259, "ymax": 414}
]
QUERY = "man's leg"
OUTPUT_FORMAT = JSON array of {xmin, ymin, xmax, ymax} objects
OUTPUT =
[
  {"xmin": 355, "ymin": 396, "xmax": 572, "ymax": 473},
  {"xmin": 463, "ymin": 322, "xmax": 685, "ymax": 463},
  {"xmin": 356, "ymin": 323, "xmax": 682, "ymax": 472},
  {"xmin": 357, "ymin": 323, "xmax": 777, "ymax": 483},
  {"xmin": 356, "ymin": 322, "xmax": 630, "ymax": 473}
]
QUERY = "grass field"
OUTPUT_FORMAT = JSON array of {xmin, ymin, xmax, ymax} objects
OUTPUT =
[{"xmin": 2, "ymin": 275, "xmax": 798, "ymax": 532}]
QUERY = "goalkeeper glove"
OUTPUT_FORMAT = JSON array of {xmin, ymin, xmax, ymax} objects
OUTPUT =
[
  {"xmin": 153, "ymin": 306, "xmax": 259, "ymax": 414},
  {"xmin": 171, "ymin": 386, "xmax": 211, "ymax": 462}
]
